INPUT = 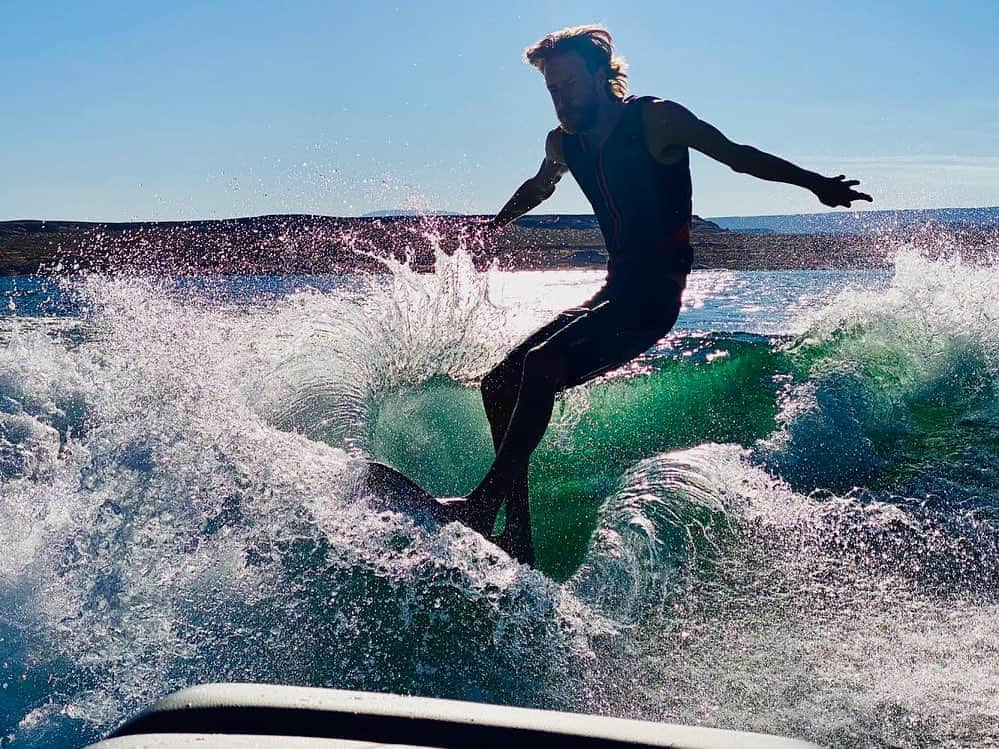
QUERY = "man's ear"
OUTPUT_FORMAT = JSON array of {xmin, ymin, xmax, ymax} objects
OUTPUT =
[{"xmin": 598, "ymin": 65, "xmax": 613, "ymax": 95}]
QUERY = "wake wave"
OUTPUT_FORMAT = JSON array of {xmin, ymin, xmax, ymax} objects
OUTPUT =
[
  {"xmin": 0, "ymin": 243, "xmax": 996, "ymax": 747},
  {"xmin": 757, "ymin": 250, "xmax": 998, "ymax": 495}
]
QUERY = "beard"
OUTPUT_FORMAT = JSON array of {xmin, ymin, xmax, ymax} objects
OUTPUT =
[{"xmin": 557, "ymin": 98, "xmax": 599, "ymax": 134}]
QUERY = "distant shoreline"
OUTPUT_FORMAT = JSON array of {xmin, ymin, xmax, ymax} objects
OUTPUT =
[{"xmin": 1, "ymin": 213, "xmax": 994, "ymax": 277}]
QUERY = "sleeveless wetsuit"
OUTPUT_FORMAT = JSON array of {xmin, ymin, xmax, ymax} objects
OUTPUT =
[
  {"xmin": 493, "ymin": 96, "xmax": 691, "ymax": 390},
  {"xmin": 562, "ymin": 94, "xmax": 693, "ymax": 283}
]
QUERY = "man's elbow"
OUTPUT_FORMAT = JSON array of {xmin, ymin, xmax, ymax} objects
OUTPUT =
[
  {"xmin": 525, "ymin": 176, "xmax": 556, "ymax": 202},
  {"xmin": 727, "ymin": 144, "xmax": 757, "ymax": 175}
]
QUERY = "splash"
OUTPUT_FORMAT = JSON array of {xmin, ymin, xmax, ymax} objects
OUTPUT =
[
  {"xmin": 0, "ymin": 239, "xmax": 996, "ymax": 748},
  {"xmin": 0, "ymin": 261, "xmax": 608, "ymax": 747},
  {"xmin": 252, "ymin": 242, "xmax": 509, "ymax": 456}
]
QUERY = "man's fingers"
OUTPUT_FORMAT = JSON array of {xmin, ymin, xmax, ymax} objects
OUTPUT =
[{"xmin": 818, "ymin": 175, "xmax": 872, "ymax": 206}]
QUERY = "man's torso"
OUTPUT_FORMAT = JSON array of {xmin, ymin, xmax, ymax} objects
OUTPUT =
[{"xmin": 554, "ymin": 96, "xmax": 693, "ymax": 286}]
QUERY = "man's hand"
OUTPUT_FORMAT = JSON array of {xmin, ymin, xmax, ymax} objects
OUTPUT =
[
  {"xmin": 476, "ymin": 216, "xmax": 507, "ymax": 234},
  {"xmin": 813, "ymin": 175, "xmax": 873, "ymax": 208},
  {"xmin": 465, "ymin": 216, "xmax": 506, "ymax": 245},
  {"xmin": 459, "ymin": 216, "xmax": 506, "ymax": 259}
]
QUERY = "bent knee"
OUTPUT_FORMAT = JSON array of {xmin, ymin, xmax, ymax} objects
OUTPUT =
[
  {"xmin": 483, "ymin": 360, "xmax": 513, "ymax": 392},
  {"xmin": 481, "ymin": 360, "xmax": 521, "ymax": 408},
  {"xmin": 524, "ymin": 344, "xmax": 570, "ymax": 390}
]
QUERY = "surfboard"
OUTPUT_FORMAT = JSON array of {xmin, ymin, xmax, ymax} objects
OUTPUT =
[{"xmin": 362, "ymin": 461, "xmax": 462, "ymax": 525}]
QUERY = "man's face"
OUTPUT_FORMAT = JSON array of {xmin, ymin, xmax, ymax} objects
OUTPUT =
[{"xmin": 543, "ymin": 51, "xmax": 602, "ymax": 133}]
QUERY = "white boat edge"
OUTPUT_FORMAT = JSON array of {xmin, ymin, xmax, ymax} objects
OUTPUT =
[{"xmin": 84, "ymin": 683, "xmax": 825, "ymax": 749}]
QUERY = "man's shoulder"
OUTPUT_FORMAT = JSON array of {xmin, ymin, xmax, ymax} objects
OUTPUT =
[
  {"xmin": 636, "ymin": 97, "xmax": 689, "ymax": 118},
  {"xmin": 638, "ymin": 99, "xmax": 698, "ymax": 139},
  {"xmin": 635, "ymin": 98, "xmax": 699, "ymax": 156}
]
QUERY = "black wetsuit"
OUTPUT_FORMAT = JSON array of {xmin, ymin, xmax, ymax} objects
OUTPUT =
[{"xmin": 496, "ymin": 95, "xmax": 692, "ymax": 390}]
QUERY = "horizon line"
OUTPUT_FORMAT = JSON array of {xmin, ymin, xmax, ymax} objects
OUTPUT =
[{"xmin": 3, "ymin": 204, "xmax": 998, "ymax": 226}]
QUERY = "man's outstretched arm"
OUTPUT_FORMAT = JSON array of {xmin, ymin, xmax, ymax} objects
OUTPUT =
[
  {"xmin": 488, "ymin": 130, "xmax": 569, "ymax": 229},
  {"xmin": 644, "ymin": 100, "xmax": 873, "ymax": 208}
]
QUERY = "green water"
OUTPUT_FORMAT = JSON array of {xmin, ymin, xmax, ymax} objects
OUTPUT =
[{"xmin": 371, "ymin": 335, "xmax": 782, "ymax": 578}]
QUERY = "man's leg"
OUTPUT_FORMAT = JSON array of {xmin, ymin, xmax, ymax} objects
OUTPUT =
[
  {"xmin": 455, "ymin": 289, "xmax": 683, "ymax": 537},
  {"xmin": 472, "ymin": 307, "xmax": 593, "ymax": 548},
  {"xmin": 498, "ymin": 474, "xmax": 532, "ymax": 561},
  {"xmin": 458, "ymin": 310, "xmax": 598, "ymax": 534},
  {"xmin": 448, "ymin": 278, "xmax": 686, "ymax": 558},
  {"xmin": 481, "ymin": 365, "xmax": 532, "ymax": 562},
  {"xmin": 462, "ymin": 342, "xmax": 563, "ymax": 533}
]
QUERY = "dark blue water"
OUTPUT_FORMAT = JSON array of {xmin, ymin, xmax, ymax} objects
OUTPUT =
[{"xmin": 710, "ymin": 206, "xmax": 999, "ymax": 234}]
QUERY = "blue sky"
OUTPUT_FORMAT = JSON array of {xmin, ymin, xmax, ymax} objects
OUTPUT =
[{"xmin": 2, "ymin": 1, "xmax": 997, "ymax": 221}]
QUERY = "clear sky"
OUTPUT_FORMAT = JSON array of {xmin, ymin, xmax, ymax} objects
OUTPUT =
[{"xmin": 2, "ymin": 1, "xmax": 997, "ymax": 221}]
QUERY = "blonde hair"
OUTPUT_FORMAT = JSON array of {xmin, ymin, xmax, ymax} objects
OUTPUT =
[{"xmin": 524, "ymin": 24, "xmax": 629, "ymax": 99}]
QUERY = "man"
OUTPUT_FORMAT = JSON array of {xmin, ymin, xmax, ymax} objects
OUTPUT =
[{"xmin": 448, "ymin": 25, "xmax": 871, "ymax": 563}]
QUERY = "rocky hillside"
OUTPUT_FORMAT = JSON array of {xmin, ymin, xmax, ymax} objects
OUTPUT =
[{"xmin": 2, "ymin": 213, "xmax": 988, "ymax": 276}]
